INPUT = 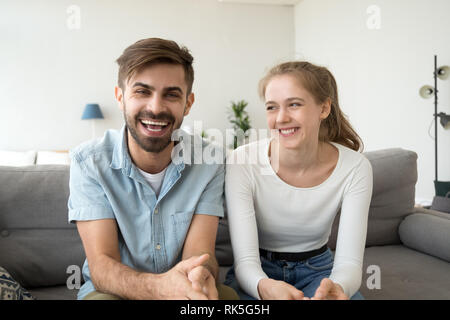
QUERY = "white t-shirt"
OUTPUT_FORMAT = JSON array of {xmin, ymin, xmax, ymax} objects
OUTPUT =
[
  {"xmin": 225, "ymin": 138, "xmax": 373, "ymax": 299},
  {"xmin": 138, "ymin": 167, "xmax": 167, "ymax": 197}
]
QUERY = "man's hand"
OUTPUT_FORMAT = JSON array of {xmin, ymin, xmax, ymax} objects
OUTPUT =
[
  {"xmin": 188, "ymin": 264, "xmax": 219, "ymax": 300},
  {"xmin": 181, "ymin": 214, "xmax": 221, "ymax": 299},
  {"xmin": 311, "ymin": 278, "xmax": 348, "ymax": 300},
  {"xmin": 151, "ymin": 254, "xmax": 211, "ymax": 300},
  {"xmin": 258, "ymin": 278, "xmax": 305, "ymax": 300}
]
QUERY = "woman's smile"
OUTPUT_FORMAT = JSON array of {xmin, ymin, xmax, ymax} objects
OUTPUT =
[{"xmin": 278, "ymin": 127, "xmax": 299, "ymax": 137}]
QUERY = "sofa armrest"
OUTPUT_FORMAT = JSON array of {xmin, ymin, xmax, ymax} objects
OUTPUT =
[
  {"xmin": 413, "ymin": 206, "xmax": 450, "ymax": 219},
  {"xmin": 398, "ymin": 210, "xmax": 450, "ymax": 262}
]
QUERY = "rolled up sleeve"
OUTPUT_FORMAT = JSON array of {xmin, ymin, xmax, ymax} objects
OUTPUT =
[
  {"xmin": 68, "ymin": 154, "xmax": 115, "ymax": 224},
  {"xmin": 194, "ymin": 163, "xmax": 225, "ymax": 218}
]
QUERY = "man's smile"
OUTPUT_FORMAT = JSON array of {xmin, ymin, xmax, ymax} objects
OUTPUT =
[{"xmin": 139, "ymin": 118, "xmax": 173, "ymax": 137}]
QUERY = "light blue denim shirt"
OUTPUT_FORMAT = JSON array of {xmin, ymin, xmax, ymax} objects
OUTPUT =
[{"xmin": 68, "ymin": 125, "xmax": 225, "ymax": 300}]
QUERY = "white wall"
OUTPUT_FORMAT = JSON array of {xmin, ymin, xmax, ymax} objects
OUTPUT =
[
  {"xmin": 0, "ymin": 0, "xmax": 294, "ymax": 151},
  {"xmin": 294, "ymin": 0, "xmax": 450, "ymax": 202}
]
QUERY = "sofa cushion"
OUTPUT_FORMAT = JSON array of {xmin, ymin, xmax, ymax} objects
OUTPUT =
[
  {"xmin": 0, "ymin": 165, "xmax": 85, "ymax": 288},
  {"xmin": 27, "ymin": 285, "xmax": 78, "ymax": 300},
  {"xmin": 0, "ymin": 165, "xmax": 73, "ymax": 229},
  {"xmin": 0, "ymin": 150, "xmax": 36, "ymax": 166},
  {"xmin": 328, "ymin": 148, "xmax": 418, "ymax": 249},
  {"xmin": 0, "ymin": 266, "xmax": 35, "ymax": 300},
  {"xmin": 36, "ymin": 151, "xmax": 71, "ymax": 165},
  {"xmin": 363, "ymin": 148, "xmax": 417, "ymax": 246},
  {"xmin": 360, "ymin": 245, "xmax": 450, "ymax": 299},
  {"xmin": 399, "ymin": 213, "xmax": 450, "ymax": 262}
]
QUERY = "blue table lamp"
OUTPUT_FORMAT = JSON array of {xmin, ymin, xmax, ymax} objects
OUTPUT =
[{"xmin": 81, "ymin": 103, "xmax": 104, "ymax": 139}]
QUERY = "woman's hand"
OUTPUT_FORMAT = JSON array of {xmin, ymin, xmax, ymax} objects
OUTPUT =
[
  {"xmin": 311, "ymin": 278, "xmax": 348, "ymax": 300},
  {"xmin": 258, "ymin": 278, "xmax": 305, "ymax": 300}
]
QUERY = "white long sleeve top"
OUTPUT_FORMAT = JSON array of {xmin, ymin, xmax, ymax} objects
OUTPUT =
[{"xmin": 225, "ymin": 138, "xmax": 373, "ymax": 299}]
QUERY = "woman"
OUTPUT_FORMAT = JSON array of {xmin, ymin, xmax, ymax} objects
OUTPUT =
[{"xmin": 224, "ymin": 61, "xmax": 373, "ymax": 300}]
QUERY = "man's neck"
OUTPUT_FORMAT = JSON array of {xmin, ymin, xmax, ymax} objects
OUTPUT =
[{"xmin": 127, "ymin": 132, "xmax": 173, "ymax": 174}]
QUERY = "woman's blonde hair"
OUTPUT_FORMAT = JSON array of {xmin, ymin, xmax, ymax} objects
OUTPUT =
[{"xmin": 259, "ymin": 61, "xmax": 363, "ymax": 152}]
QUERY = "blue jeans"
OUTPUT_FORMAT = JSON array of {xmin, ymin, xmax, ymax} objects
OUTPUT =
[{"xmin": 224, "ymin": 248, "xmax": 364, "ymax": 300}]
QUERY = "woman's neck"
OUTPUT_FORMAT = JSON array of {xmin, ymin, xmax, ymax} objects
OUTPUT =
[{"xmin": 270, "ymin": 138, "xmax": 324, "ymax": 174}]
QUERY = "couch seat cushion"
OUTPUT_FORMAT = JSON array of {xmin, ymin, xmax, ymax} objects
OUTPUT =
[
  {"xmin": 27, "ymin": 286, "xmax": 78, "ymax": 300},
  {"xmin": 361, "ymin": 245, "xmax": 450, "ymax": 300}
]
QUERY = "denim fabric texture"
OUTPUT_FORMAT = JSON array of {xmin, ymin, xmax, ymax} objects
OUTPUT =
[{"xmin": 224, "ymin": 248, "xmax": 364, "ymax": 300}]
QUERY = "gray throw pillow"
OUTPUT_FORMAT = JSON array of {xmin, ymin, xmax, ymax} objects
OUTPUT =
[{"xmin": 0, "ymin": 266, "xmax": 35, "ymax": 300}]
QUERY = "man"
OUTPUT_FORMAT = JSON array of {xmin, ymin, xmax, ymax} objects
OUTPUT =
[{"xmin": 68, "ymin": 38, "xmax": 236, "ymax": 300}]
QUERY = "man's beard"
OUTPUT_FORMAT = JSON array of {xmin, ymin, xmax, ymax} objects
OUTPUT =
[{"xmin": 123, "ymin": 103, "xmax": 182, "ymax": 153}]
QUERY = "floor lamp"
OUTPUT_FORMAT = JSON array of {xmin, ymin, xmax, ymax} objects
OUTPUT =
[
  {"xmin": 419, "ymin": 55, "xmax": 450, "ymax": 197},
  {"xmin": 81, "ymin": 103, "xmax": 104, "ymax": 139}
]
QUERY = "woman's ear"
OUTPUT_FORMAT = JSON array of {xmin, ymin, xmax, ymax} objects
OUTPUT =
[{"xmin": 320, "ymin": 98, "xmax": 332, "ymax": 120}]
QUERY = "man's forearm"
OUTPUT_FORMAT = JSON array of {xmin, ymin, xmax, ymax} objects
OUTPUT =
[{"xmin": 90, "ymin": 254, "xmax": 159, "ymax": 300}]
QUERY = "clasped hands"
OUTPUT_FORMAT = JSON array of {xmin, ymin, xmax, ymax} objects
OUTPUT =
[
  {"xmin": 153, "ymin": 253, "xmax": 218, "ymax": 300},
  {"xmin": 258, "ymin": 278, "xmax": 348, "ymax": 300},
  {"xmin": 149, "ymin": 254, "xmax": 347, "ymax": 300}
]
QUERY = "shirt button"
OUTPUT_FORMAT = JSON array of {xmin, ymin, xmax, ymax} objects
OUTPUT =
[
  {"xmin": 154, "ymin": 207, "xmax": 159, "ymax": 214},
  {"xmin": 156, "ymin": 244, "xmax": 161, "ymax": 250}
]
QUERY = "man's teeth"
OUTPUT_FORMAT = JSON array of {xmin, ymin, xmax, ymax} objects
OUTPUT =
[
  {"xmin": 141, "ymin": 119, "xmax": 169, "ymax": 126},
  {"xmin": 280, "ymin": 128, "xmax": 297, "ymax": 134}
]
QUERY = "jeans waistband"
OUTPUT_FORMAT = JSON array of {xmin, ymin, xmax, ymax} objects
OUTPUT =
[{"xmin": 259, "ymin": 244, "xmax": 328, "ymax": 262}]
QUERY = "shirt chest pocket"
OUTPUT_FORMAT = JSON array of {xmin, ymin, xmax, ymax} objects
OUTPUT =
[{"xmin": 171, "ymin": 210, "xmax": 194, "ymax": 246}]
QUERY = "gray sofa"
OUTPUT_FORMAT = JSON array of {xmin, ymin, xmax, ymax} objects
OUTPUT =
[{"xmin": 1, "ymin": 148, "xmax": 449, "ymax": 300}]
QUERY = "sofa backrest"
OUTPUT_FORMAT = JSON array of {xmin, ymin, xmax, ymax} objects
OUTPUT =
[
  {"xmin": 0, "ymin": 147, "xmax": 418, "ymax": 277},
  {"xmin": 327, "ymin": 148, "xmax": 418, "ymax": 249},
  {"xmin": 0, "ymin": 165, "xmax": 85, "ymax": 288}
]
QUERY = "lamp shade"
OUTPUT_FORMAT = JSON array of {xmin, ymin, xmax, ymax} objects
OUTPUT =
[
  {"xmin": 437, "ymin": 65, "xmax": 449, "ymax": 80},
  {"xmin": 419, "ymin": 85, "xmax": 434, "ymax": 99},
  {"xmin": 81, "ymin": 104, "xmax": 104, "ymax": 120},
  {"xmin": 437, "ymin": 112, "xmax": 450, "ymax": 128}
]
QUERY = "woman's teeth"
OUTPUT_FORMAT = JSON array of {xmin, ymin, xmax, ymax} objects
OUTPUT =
[{"xmin": 279, "ymin": 128, "xmax": 297, "ymax": 135}]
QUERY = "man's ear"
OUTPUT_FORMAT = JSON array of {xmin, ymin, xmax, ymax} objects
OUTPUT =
[
  {"xmin": 320, "ymin": 98, "xmax": 332, "ymax": 120},
  {"xmin": 184, "ymin": 92, "xmax": 195, "ymax": 116},
  {"xmin": 115, "ymin": 86, "xmax": 124, "ymax": 111}
]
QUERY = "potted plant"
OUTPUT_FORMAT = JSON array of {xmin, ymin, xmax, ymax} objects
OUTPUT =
[{"xmin": 228, "ymin": 100, "xmax": 251, "ymax": 149}]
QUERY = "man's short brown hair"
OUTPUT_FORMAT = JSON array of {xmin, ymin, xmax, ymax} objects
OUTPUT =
[{"xmin": 116, "ymin": 38, "xmax": 194, "ymax": 95}]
